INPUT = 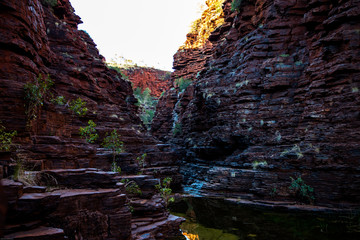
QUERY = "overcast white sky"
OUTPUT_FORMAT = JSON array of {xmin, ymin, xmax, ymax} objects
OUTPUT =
[{"xmin": 70, "ymin": 0, "xmax": 205, "ymax": 71}]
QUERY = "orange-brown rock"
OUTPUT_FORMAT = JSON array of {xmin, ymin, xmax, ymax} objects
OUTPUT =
[
  {"xmin": 153, "ymin": 0, "xmax": 360, "ymax": 208},
  {"xmin": 123, "ymin": 67, "xmax": 172, "ymax": 98}
]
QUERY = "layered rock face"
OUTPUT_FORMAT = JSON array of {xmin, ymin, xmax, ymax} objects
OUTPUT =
[
  {"xmin": 123, "ymin": 67, "xmax": 171, "ymax": 98},
  {"xmin": 0, "ymin": 0, "xmax": 183, "ymax": 239},
  {"xmin": 2, "ymin": 169, "xmax": 184, "ymax": 240},
  {"xmin": 0, "ymin": 0, "xmax": 182, "ymax": 183},
  {"xmin": 154, "ymin": 0, "xmax": 360, "ymax": 207}
]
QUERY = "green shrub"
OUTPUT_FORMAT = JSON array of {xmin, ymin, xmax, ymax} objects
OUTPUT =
[
  {"xmin": 24, "ymin": 74, "xmax": 54, "ymax": 121},
  {"xmin": 121, "ymin": 179, "xmax": 142, "ymax": 195},
  {"xmin": 231, "ymin": 0, "xmax": 242, "ymax": 12},
  {"xmin": 155, "ymin": 177, "xmax": 174, "ymax": 206},
  {"xmin": 102, "ymin": 129, "xmax": 124, "ymax": 163},
  {"xmin": 69, "ymin": 98, "xmax": 88, "ymax": 117},
  {"xmin": 289, "ymin": 176, "xmax": 315, "ymax": 204},
  {"xmin": 79, "ymin": 120, "xmax": 98, "ymax": 143},
  {"xmin": 133, "ymin": 87, "xmax": 158, "ymax": 128},
  {"xmin": 174, "ymin": 78, "xmax": 192, "ymax": 92},
  {"xmin": 136, "ymin": 153, "xmax": 147, "ymax": 170},
  {"xmin": 111, "ymin": 161, "xmax": 121, "ymax": 174},
  {"xmin": 51, "ymin": 96, "xmax": 66, "ymax": 105},
  {"xmin": 0, "ymin": 123, "xmax": 17, "ymax": 151}
]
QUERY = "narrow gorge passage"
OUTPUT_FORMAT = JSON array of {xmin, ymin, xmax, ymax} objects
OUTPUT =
[{"xmin": 1, "ymin": 0, "xmax": 360, "ymax": 240}]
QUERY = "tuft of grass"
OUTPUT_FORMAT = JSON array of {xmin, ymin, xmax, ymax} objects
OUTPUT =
[{"xmin": 252, "ymin": 161, "xmax": 268, "ymax": 170}]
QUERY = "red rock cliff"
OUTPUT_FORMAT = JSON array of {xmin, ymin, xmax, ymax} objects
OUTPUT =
[
  {"xmin": 153, "ymin": 0, "xmax": 360, "ymax": 207},
  {"xmin": 123, "ymin": 67, "xmax": 171, "ymax": 98}
]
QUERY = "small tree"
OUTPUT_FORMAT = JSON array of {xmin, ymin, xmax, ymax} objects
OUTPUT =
[
  {"xmin": 136, "ymin": 153, "xmax": 147, "ymax": 174},
  {"xmin": 102, "ymin": 129, "xmax": 125, "ymax": 164},
  {"xmin": 24, "ymin": 74, "xmax": 54, "ymax": 121},
  {"xmin": 155, "ymin": 177, "xmax": 174, "ymax": 206},
  {"xmin": 79, "ymin": 120, "xmax": 98, "ymax": 143}
]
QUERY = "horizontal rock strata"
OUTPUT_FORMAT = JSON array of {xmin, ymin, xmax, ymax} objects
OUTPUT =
[
  {"xmin": 153, "ymin": 0, "xmax": 360, "ymax": 207},
  {"xmin": 0, "ymin": 0, "xmax": 183, "ymax": 239}
]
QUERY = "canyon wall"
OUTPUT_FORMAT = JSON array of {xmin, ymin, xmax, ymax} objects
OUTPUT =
[
  {"xmin": 153, "ymin": 0, "xmax": 360, "ymax": 207},
  {"xmin": 123, "ymin": 67, "xmax": 171, "ymax": 98},
  {"xmin": 0, "ymin": 0, "xmax": 181, "ymax": 182},
  {"xmin": 0, "ymin": 0, "xmax": 182, "ymax": 239}
]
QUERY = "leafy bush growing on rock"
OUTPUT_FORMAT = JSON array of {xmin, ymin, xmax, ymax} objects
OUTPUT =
[
  {"xmin": 133, "ymin": 87, "xmax": 158, "ymax": 128},
  {"xmin": 69, "ymin": 98, "xmax": 88, "ymax": 117},
  {"xmin": 155, "ymin": 177, "xmax": 174, "ymax": 206},
  {"xmin": 289, "ymin": 176, "xmax": 315, "ymax": 204},
  {"xmin": 111, "ymin": 161, "xmax": 121, "ymax": 174},
  {"xmin": 0, "ymin": 122, "xmax": 17, "ymax": 151},
  {"xmin": 121, "ymin": 179, "xmax": 142, "ymax": 195},
  {"xmin": 231, "ymin": 0, "xmax": 242, "ymax": 12},
  {"xmin": 174, "ymin": 78, "xmax": 192, "ymax": 92},
  {"xmin": 51, "ymin": 96, "xmax": 66, "ymax": 106},
  {"xmin": 136, "ymin": 153, "xmax": 147, "ymax": 174},
  {"xmin": 79, "ymin": 120, "xmax": 98, "ymax": 143},
  {"xmin": 24, "ymin": 74, "xmax": 54, "ymax": 121}
]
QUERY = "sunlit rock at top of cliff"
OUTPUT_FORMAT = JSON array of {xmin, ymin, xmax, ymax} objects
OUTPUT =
[{"xmin": 180, "ymin": 0, "xmax": 226, "ymax": 49}]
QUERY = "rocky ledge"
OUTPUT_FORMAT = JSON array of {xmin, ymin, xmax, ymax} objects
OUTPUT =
[{"xmin": 2, "ymin": 169, "xmax": 184, "ymax": 240}]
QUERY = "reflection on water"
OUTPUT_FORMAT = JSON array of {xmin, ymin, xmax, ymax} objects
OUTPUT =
[
  {"xmin": 171, "ymin": 197, "xmax": 360, "ymax": 240},
  {"xmin": 183, "ymin": 232, "xmax": 199, "ymax": 240},
  {"xmin": 179, "ymin": 214, "xmax": 239, "ymax": 240}
]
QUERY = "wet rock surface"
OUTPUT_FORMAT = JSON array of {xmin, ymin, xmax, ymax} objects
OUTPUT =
[{"xmin": 153, "ymin": 0, "xmax": 360, "ymax": 207}]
